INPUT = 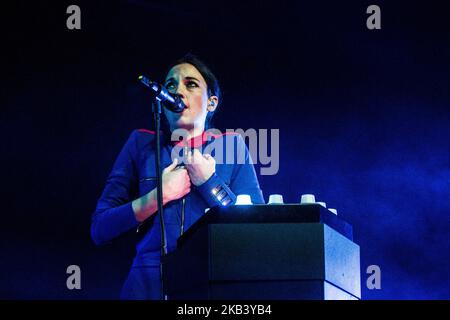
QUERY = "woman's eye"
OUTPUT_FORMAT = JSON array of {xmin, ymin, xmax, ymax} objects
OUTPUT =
[
  {"xmin": 166, "ymin": 83, "xmax": 175, "ymax": 90},
  {"xmin": 186, "ymin": 81, "xmax": 198, "ymax": 88}
]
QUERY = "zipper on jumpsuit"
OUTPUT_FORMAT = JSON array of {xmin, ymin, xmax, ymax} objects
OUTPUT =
[{"xmin": 180, "ymin": 197, "xmax": 185, "ymax": 236}]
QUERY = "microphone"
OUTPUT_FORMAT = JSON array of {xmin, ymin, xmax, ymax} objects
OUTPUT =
[{"xmin": 138, "ymin": 75, "xmax": 186, "ymax": 113}]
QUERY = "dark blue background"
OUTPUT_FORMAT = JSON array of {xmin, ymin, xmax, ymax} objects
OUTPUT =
[{"xmin": 1, "ymin": 0, "xmax": 449, "ymax": 299}]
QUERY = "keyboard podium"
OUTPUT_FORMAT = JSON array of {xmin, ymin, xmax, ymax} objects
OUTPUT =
[{"xmin": 163, "ymin": 204, "xmax": 361, "ymax": 300}]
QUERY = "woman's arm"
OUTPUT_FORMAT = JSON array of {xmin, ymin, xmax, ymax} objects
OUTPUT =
[
  {"xmin": 195, "ymin": 134, "xmax": 264, "ymax": 207},
  {"xmin": 91, "ymin": 131, "xmax": 140, "ymax": 245},
  {"xmin": 91, "ymin": 131, "xmax": 191, "ymax": 245}
]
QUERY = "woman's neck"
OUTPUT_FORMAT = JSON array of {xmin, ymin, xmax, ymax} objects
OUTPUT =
[{"xmin": 171, "ymin": 123, "xmax": 205, "ymax": 141}]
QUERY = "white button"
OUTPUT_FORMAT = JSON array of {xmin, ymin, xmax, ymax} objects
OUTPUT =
[
  {"xmin": 268, "ymin": 194, "xmax": 284, "ymax": 204},
  {"xmin": 329, "ymin": 208, "xmax": 338, "ymax": 215},
  {"xmin": 300, "ymin": 194, "xmax": 316, "ymax": 204},
  {"xmin": 235, "ymin": 194, "xmax": 252, "ymax": 205}
]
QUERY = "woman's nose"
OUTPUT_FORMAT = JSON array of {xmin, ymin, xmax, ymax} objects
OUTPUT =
[{"xmin": 175, "ymin": 86, "xmax": 186, "ymax": 99}]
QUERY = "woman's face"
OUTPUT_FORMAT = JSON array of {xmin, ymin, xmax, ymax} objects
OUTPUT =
[{"xmin": 164, "ymin": 63, "xmax": 215, "ymax": 131}]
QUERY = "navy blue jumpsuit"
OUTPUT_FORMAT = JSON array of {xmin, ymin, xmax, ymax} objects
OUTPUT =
[{"xmin": 91, "ymin": 129, "xmax": 264, "ymax": 299}]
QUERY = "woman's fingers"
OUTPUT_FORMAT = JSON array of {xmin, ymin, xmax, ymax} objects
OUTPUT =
[{"xmin": 164, "ymin": 158, "xmax": 178, "ymax": 173}]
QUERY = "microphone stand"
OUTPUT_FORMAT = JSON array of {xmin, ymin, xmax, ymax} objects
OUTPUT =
[
  {"xmin": 151, "ymin": 98, "xmax": 168, "ymax": 300},
  {"xmin": 138, "ymin": 75, "xmax": 185, "ymax": 300}
]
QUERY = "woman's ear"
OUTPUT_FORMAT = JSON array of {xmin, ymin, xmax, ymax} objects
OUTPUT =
[{"xmin": 207, "ymin": 96, "xmax": 219, "ymax": 112}]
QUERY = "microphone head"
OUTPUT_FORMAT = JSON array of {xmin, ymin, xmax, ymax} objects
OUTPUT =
[
  {"xmin": 138, "ymin": 74, "xmax": 186, "ymax": 113},
  {"xmin": 164, "ymin": 96, "xmax": 186, "ymax": 113},
  {"xmin": 138, "ymin": 75, "xmax": 151, "ymax": 87}
]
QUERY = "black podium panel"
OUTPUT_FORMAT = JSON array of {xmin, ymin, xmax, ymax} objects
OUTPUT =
[
  {"xmin": 179, "ymin": 204, "xmax": 354, "ymax": 244},
  {"xmin": 163, "ymin": 205, "xmax": 361, "ymax": 300}
]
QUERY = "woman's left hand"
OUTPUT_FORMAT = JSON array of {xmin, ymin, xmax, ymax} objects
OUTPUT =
[{"xmin": 185, "ymin": 149, "xmax": 216, "ymax": 186}]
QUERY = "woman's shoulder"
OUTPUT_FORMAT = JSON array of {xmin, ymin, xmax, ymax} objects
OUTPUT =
[
  {"xmin": 136, "ymin": 128, "xmax": 157, "ymax": 136},
  {"xmin": 124, "ymin": 128, "xmax": 158, "ymax": 151},
  {"xmin": 132, "ymin": 128, "xmax": 158, "ymax": 140}
]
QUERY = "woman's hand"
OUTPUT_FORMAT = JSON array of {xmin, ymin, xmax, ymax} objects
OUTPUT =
[
  {"xmin": 132, "ymin": 158, "xmax": 190, "ymax": 222},
  {"xmin": 185, "ymin": 149, "xmax": 216, "ymax": 186},
  {"xmin": 162, "ymin": 158, "xmax": 191, "ymax": 203}
]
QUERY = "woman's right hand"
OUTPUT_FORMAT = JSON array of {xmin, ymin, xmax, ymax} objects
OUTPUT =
[{"xmin": 162, "ymin": 158, "xmax": 191, "ymax": 203}]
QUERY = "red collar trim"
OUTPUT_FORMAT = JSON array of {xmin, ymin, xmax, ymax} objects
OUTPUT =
[
  {"xmin": 138, "ymin": 129, "xmax": 239, "ymax": 148},
  {"xmin": 173, "ymin": 131, "xmax": 239, "ymax": 148},
  {"xmin": 138, "ymin": 129, "xmax": 157, "ymax": 135}
]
